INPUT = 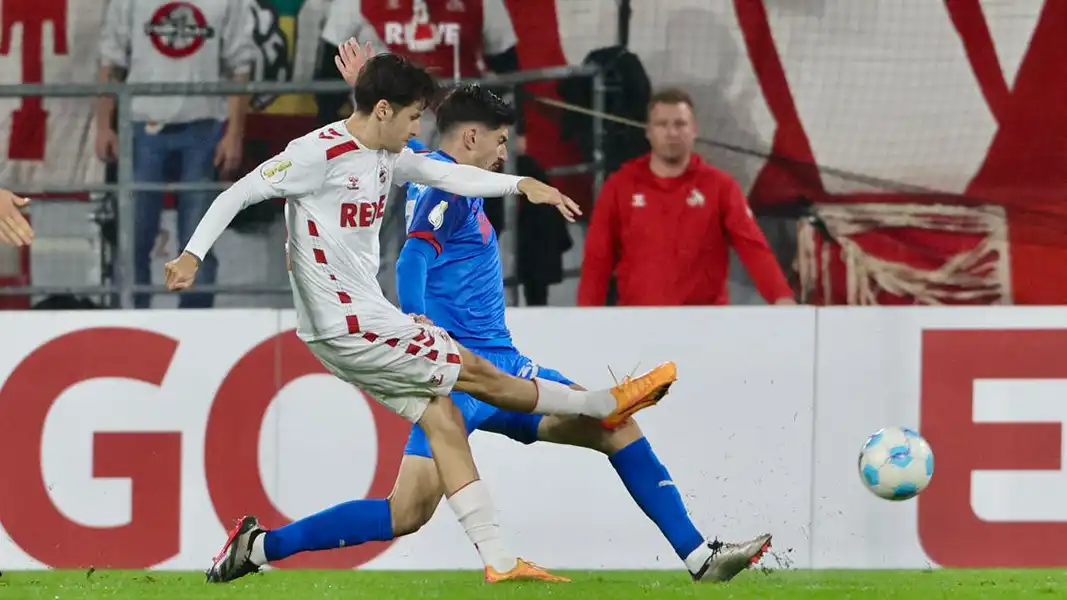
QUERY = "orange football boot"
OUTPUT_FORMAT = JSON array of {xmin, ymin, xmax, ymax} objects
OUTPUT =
[
  {"xmin": 601, "ymin": 362, "xmax": 677, "ymax": 429},
  {"xmin": 485, "ymin": 558, "xmax": 570, "ymax": 583}
]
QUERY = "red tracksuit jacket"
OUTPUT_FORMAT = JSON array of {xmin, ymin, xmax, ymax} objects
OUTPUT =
[{"xmin": 578, "ymin": 154, "xmax": 793, "ymax": 306}]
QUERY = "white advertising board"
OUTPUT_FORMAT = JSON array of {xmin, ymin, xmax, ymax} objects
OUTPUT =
[{"xmin": 1, "ymin": 307, "xmax": 1065, "ymax": 570}]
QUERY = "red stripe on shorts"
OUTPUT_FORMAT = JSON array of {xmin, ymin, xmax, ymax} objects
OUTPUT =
[
  {"xmin": 337, "ymin": 291, "xmax": 351, "ymax": 304},
  {"xmin": 314, "ymin": 248, "xmax": 327, "ymax": 264},
  {"xmin": 446, "ymin": 353, "xmax": 461, "ymax": 364},
  {"xmin": 307, "ymin": 220, "xmax": 319, "ymax": 236},
  {"xmin": 346, "ymin": 315, "xmax": 360, "ymax": 334}
]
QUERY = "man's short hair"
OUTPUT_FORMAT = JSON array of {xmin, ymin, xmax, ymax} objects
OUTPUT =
[
  {"xmin": 352, "ymin": 54, "xmax": 438, "ymax": 114},
  {"xmin": 435, "ymin": 84, "xmax": 517, "ymax": 134},
  {"xmin": 648, "ymin": 88, "xmax": 695, "ymax": 113}
]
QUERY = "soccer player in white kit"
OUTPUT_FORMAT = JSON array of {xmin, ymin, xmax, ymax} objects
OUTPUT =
[{"xmin": 165, "ymin": 49, "xmax": 677, "ymax": 583}]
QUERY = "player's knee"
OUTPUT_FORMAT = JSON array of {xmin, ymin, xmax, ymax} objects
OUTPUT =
[
  {"xmin": 576, "ymin": 417, "xmax": 644, "ymax": 455},
  {"xmin": 388, "ymin": 492, "xmax": 438, "ymax": 537},
  {"xmin": 604, "ymin": 418, "xmax": 644, "ymax": 454},
  {"xmin": 418, "ymin": 396, "xmax": 466, "ymax": 439},
  {"xmin": 455, "ymin": 353, "xmax": 504, "ymax": 396}
]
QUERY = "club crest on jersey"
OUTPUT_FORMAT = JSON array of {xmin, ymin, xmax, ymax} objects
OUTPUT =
[
  {"xmin": 428, "ymin": 200, "xmax": 449, "ymax": 230},
  {"xmin": 632, "ymin": 193, "xmax": 646, "ymax": 207},
  {"xmin": 379, "ymin": 167, "xmax": 388, "ymax": 185},
  {"xmin": 687, "ymin": 189, "xmax": 705, "ymax": 207},
  {"xmin": 260, "ymin": 159, "xmax": 292, "ymax": 184}
]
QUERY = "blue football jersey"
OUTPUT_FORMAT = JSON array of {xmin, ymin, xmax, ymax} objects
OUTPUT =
[{"xmin": 404, "ymin": 150, "xmax": 512, "ymax": 350}]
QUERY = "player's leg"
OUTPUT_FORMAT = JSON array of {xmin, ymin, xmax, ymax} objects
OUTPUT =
[
  {"xmin": 245, "ymin": 457, "xmax": 439, "ymax": 567},
  {"xmin": 484, "ymin": 361, "xmax": 770, "ymax": 582},
  {"xmin": 453, "ymin": 344, "xmax": 674, "ymax": 429},
  {"xmin": 226, "ymin": 403, "xmax": 462, "ymax": 569},
  {"xmin": 207, "ymin": 333, "xmax": 565, "ymax": 583},
  {"xmin": 535, "ymin": 414, "xmax": 767, "ymax": 581}
]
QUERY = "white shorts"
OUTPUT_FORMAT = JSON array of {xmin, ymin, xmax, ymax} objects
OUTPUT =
[{"xmin": 307, "ymin": 321, "xmax": 463, "ymax": 423}]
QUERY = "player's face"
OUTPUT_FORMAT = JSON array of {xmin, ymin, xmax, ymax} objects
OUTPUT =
[
  {"xmin": 646, "ymin": 102, "xmax": 696, "ymax": 164},
  {"xmin": 382, "ymin": 102, "xmax": 424, "ymax": 152},
  {"xmin": 472, "ymin": 125, "xmax": 509, "ymax": 172}
]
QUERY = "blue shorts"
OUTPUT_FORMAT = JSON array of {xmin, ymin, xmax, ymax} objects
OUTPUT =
[{"xmin": 403, "ymin": 347, "xmax": 575, "ymax": 458}]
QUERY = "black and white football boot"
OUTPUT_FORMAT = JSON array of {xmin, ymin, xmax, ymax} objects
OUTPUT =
[
  {"xmin": 206, "ymin": 515, "xmax": 266, "ymax": 583},
  {"xmin": 690, "ymin": 533, "xmax": 772, "ymax": 582}
]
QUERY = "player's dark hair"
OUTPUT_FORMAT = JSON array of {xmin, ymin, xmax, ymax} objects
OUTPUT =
[
  {"xmin": 352, "ymin": 54, "xmax": 438, "ymax": 115},
  {"xmin": 435, "ymin": 84, "xmax": 517, "ymax": 134}
]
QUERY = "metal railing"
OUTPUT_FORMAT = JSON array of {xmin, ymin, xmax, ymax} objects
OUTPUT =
[{"xmin": 0, "ymin": 65, "xmax": 606, "ymax": 306}]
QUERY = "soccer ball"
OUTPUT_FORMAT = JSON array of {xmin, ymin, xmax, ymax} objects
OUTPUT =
[{"xmin": 857, "ymin": 426, "xmax": 934, "ymax": 501}]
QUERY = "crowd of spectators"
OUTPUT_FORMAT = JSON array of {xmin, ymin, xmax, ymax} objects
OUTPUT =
[{"xmin": 4, "ymin": 0, "xmax": 795, "ymax": 309}]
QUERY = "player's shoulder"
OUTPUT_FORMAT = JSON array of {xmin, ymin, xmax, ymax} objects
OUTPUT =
[
  {"xmin": 284, "ymin": 122, "xmax": 366, "ymax": 164},
  {"xmin": 406, "ymin": 138, "xmax": 432, "ymax": 154}
]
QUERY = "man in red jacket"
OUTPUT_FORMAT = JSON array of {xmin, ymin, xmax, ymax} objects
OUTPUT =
[{"xmin": 578, "ymin": 89, "xmax": 795, "ymax": 306}]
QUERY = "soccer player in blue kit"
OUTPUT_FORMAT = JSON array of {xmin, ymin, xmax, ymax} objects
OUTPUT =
[{"xmin": 391, "ymin": 85, "xmax": 771, "ymax": 582}]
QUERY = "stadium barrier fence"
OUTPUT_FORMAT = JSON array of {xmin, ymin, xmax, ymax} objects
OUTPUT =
[{"xmin": 0, "ymin": 65, "xmax": 606, "ymax": 307}]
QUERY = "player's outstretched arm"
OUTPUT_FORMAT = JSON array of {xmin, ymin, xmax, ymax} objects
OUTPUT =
[
  {"xmin": 395, "ymin": 150, "xmax": 582, "ymax": 221},
  {"xmin": 165, "ymin": 150, "xmax": 324, "ymax": 291},
  {"xmin": 0, "ymin": 189, "xmax": 33, "ymax": 247}
]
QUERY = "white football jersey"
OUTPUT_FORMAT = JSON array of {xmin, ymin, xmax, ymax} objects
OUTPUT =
[{"xmin": 185, "ymin": 121, "xmax": 524, "ymax": 342}]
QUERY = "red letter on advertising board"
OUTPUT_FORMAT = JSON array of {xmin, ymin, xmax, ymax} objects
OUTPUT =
[
  {"xmin": 0, "ymin": 328, "xmax": 182, "ymax": 568},
  {"xmin": 919, "ymin": 329, "xmax": 1067, "ymax": 567},
  {"xmin": 204, "ymin": 331, "xmax": 408, "ymax": 569}
]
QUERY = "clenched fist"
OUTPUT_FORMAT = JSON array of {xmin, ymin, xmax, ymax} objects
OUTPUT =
[{"xmin": 164, "ymin": 252, "xmax": 202, "ymax": 291}]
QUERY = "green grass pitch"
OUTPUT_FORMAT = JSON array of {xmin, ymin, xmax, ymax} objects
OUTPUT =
[{"xmin": 1, "ymin": 569, "xmax": 1064, "ymax": 600}]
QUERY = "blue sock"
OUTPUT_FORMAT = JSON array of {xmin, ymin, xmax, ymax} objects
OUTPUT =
[
  {"xmin": 263, "ymin": 499, "xmax": 394, "ymax": 562},
  {"xmin": 609, "ymin": 437, "xmax": 705, "ymax": 561}
]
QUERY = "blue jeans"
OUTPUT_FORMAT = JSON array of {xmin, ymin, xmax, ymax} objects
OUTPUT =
[{"xmin": 132, "ymin": 119, "xmax": 223, "ymax": 309}]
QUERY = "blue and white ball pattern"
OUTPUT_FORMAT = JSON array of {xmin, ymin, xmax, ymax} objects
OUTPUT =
[{"xmin": 858, "ymin": 426, "xmax": 934, "ymax": 501}]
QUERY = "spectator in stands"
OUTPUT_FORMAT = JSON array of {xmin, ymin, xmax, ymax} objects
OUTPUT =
[
  {"xmin": 96, "ymin": 0, "xmax": 257, "ymax": 308},
  {"xmin": 314, "ymin": 0, "xmax": 521, "ymax": 303},
  {"xmin": 314, "ymin": 0, "xmax": 520, "ymax": 128},
  {"xmin": 578, "ymin": 89, "xmax": 795, "ymax": 307}
]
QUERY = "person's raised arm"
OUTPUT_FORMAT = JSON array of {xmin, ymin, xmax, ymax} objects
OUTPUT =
[{"xmin": 395, "ymin": 149, "xmax": 582, "ymax": 222}]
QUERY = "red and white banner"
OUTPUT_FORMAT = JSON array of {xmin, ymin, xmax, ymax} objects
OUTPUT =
[
  {"xmin": 1, "ymin": 307, "xmax": 1065, "ymax": 570},
  {"xmin": 0, "ymin": 0, "xmax": 106, "ymax": 189}
]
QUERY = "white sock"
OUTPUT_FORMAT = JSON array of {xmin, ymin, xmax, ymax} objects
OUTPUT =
[
  {"xmin": 683, "ymin": 541, "xmax": 713, "ymax": 574},
  {"xmin": 249, "ymin": 532, "xmax": 268, "ymax": 566},
  {"xmin": 534, "ymin": 378, "xmax": 616, "ymax": 418},
  {"xmin": 447, "ymin": 480, "xmax": 515, "ymax": 573}
]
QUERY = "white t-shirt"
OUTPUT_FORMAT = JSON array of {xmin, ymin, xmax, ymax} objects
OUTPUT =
[
  {"xmin": 185, "ymin": 122, "xmax": 523, "ymax": 341},
  {"xmin": 99, "ymin": 0, "xmax": 258, "ymax": 124}
]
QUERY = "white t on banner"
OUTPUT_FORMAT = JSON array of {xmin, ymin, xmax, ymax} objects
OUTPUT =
[
  {"xmin": 1, "ymin": 306, "xmax": 1066, "ymax": 570},
  {"xmin": 0, "ymin": 0, "xmax": 106, "ymax": 190}
]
